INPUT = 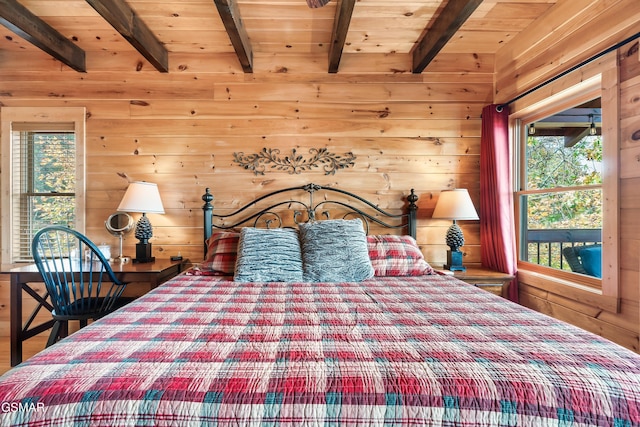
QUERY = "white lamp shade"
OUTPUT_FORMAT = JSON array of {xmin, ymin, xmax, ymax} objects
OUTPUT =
[
  {"xmin": 117, "ymin": 182, "xmax": 165, "ymax": 214},
  {"xmin": 432, "ymin": 189, "xmax": 479, "ymax": 220}
]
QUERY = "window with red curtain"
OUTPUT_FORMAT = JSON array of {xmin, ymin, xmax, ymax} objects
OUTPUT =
[{"xmin": 480, "ymin": 105, "xmax": 518, "ymax": 302}]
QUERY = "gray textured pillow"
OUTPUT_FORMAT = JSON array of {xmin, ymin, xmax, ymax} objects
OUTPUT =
[
  {"xmin": 299, "ymin": 218, "xmax": 374, "ymax": 282},
  {"xmin": 234, "ymin": 227, "xmax": 303, "ymax": 282}
]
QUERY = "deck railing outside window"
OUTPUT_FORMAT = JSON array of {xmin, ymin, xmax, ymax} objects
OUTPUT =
[{"xmin": 524, "ymin": 229, "xmax": 602, "ymax": 271}]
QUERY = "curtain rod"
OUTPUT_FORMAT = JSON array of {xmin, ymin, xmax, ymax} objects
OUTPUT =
[{"xmin": 496, "ymin": 31, "xmax": 640, "ymax": 112}]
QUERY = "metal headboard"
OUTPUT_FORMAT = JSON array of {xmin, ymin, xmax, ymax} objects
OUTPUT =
[{"xmin": 202, "ymin": 183, "xmax": 418, "ymax": 254}]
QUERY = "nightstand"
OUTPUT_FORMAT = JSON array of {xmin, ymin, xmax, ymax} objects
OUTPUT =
[{"xmin": 451, "ymin": 266, "xmax": 515, "ymax": 297}]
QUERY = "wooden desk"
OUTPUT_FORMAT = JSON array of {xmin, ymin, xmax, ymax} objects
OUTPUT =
[{"xmin": 4, "ymin": 258, "xmax": 188, "ymax": 367}]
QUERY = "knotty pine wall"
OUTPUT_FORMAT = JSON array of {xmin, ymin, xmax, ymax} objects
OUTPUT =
[
  {"xmin": 494, "ymin": 0, "xmax": 640, "ymax": 352},
  {"xmin": 0, "ymin": 53, "xmax": 492, "ymax": 338}
]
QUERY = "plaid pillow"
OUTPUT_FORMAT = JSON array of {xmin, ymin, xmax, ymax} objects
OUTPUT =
[
  {"xmin": 367, "ymin": 235, "xmax": 434, "ymax": 276},
  {"xmin": 200, "ymin": 231, "xmax": 240, "ymax": 275}
]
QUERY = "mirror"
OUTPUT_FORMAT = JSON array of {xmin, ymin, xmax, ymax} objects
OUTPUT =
[
  {"xmin": 105, "ymin": 212, "xmax": 134, "ymax": 263},
  {"xmin": 106, "ymin": 212, "xmax": 134, "ymax": 234}
]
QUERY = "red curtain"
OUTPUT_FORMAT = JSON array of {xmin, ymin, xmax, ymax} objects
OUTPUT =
[{"xmin": 480, "ymin": 105, "xmax": 518, "ymax": 302}]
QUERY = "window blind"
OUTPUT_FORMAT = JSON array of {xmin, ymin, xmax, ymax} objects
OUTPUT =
[{"xmin": 11, "ymin": 123, "xmax": 76, "ymax": 261}]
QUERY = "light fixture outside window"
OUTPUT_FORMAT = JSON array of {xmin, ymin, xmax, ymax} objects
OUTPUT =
[
  {"xmin": 528, "ymin": 123, "xmax": 536, "ymax": 135},
  {"xmin": 589, "ymin": 115, "xmax": 597, "ymax": 136}
]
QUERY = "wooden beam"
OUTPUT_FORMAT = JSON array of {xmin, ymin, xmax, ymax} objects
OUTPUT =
[
  {"xmin": 564, "ymin": 127, "xmax": 591, "ymax": 147},
  {"xmin": 328, "ymin": 0, "xmax": 356, "ymax": 73},
  {"xmin": 84, "ymin": 0, "xmax": 169, "ymax": 72},
  {"xmin": 213, "ymin": 0, "xmax": 253, "ymax": 73},
  {"xmin": 412, "ymin": 0, "xmax": 482, "ymax": 73},
  {"xmin": 307, "ymin": 0, "xmax": 331, "ymax": 8},
  {"xmin": 0, "ymin": 0, "xmax": 86, "ymax": 72}
]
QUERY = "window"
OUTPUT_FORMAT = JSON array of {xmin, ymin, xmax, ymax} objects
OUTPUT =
[
  {"xmin": 519, "ymin": 98, "xmax": 603, "ymax": 282},
  {"xmin": 511, "ymin": 59, "xmax": 620, "ymax": 308},
  {"xmin": 1, "ymin": 107, "xmax": 86, "ymax": 264}
]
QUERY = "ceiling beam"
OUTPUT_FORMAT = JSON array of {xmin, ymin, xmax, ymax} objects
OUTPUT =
[
  {"xmin": 528, "ymin": 127, "xmax": 601, "ymax": 142},
  {"xmin": 85, "ymin": 0, "xmax": 169, "ymax": 72},
  {"xmin": 306, "ymin": 0, "xmax": 331, "ymax": 8},
  {"xmin": 328, "ymin": 0, "xmax": 356, "ymax": 73},
  {"xmin": 411, "ymin": 0, "xmax": 482, "ymax": 73},
  {"xmin": 213, "ymin": 0, "xmax": 253, "ymax": 73},
  {"xmin": 564, "ymin": 127, "xmax": 591, "ymax": 147},
  {"xmin": 539, "ymin": 108, "xmax": 602, "ymax": 124},
  {"xmin": 0, "ymin": 0, "xmax": 86, "ymax": 72}
]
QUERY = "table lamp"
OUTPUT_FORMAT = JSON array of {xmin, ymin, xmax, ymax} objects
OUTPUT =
[
  {"xmin": 432, "ymin": 188, "xmax": 479, "ymax": 271},
  {"xmin": 117, "ymin": 181, "xmax": 165, "ymax": 263}
]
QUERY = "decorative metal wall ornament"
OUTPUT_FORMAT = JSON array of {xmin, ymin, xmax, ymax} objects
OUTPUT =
[{"xmin": 233, "ymin": 148, "xmax": 356, "ymax": 175}]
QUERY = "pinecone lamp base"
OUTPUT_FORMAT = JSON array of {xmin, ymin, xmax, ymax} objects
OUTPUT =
[
  {"xmin": 133, "ymin": 213, "xmax": 155, "ymax": 263},
  {"xmin": 445, "ymin": 249, "xmax": 466, "ymax": 271},
  {"xmin": 134, "ymin": 242, "xmax": 154, "ymax": 263}
]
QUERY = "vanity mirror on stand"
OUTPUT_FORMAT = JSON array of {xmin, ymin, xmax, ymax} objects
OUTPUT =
[{"xmin": 105, "ymin": 212, "xmax": 134, "ymax": 263}]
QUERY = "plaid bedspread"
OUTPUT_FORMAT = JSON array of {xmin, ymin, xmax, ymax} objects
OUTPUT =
[{"xmin": 1, "ymin": 274, "xmax": 639, "ymax": 426}]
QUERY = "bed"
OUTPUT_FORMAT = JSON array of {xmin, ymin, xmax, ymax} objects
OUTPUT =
[{"xmin": 1, "ymin": 183, "xmax": 639, "ymax": 426}]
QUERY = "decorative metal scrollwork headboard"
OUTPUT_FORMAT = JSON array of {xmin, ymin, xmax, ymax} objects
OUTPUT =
[{"xmin": 202, "ymin": 183, "xmax": 418, "ymax": 255}]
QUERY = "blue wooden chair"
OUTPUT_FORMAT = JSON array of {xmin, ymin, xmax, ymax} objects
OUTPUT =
[{"xmin": 32, "ymin": 226, "xmax": 132, "ymax": 347}]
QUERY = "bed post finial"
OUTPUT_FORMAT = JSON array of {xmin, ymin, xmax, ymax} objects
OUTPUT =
[
  {"xmin": 202, "ymin": 187, "xmax": 214, "ymax": 205},
  {"xmin": 407, "ymin": 189, "xmax": 418, "ymax": 239},
  {"xmin": 203, "ymin": 188, "xmax": 214, "ymax": 255}
]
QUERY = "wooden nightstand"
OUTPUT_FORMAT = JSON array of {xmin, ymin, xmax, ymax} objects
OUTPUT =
[{"xmin": 451, "ymin": 266, "xmax": 515, "ymax": 297}]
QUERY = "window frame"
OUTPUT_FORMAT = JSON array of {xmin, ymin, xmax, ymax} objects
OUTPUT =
[
  {"xmin": 509, "ymin": 54, "xmax": 620, "ymax": 312},
  {"xmin": 1, "ymin": 107, "xmax": 86, "ymax": 264}
]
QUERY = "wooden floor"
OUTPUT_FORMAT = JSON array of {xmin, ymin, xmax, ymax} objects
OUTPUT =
[{"xmin": 0, "ymin": 333, "xmax": 48, "ymax": 376}]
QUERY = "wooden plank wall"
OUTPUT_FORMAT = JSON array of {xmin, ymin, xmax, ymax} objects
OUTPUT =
[
  {"xmin": 494, "ymin": 1, "xmax": 640, "ymax": 352},
  {"xmin": 0, "ymin": 56, "xmax": 492, "ymax": 338}
]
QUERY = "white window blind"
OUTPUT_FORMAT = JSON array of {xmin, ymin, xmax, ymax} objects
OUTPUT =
[{"xmin": 11, "ymin": 122, "xmax": 76, "ymax": 262}]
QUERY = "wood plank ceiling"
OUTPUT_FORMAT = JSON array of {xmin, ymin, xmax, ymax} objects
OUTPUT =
[{"xmin": 0, "ymin": 0, "xmax": 558, "ymax": 74}]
